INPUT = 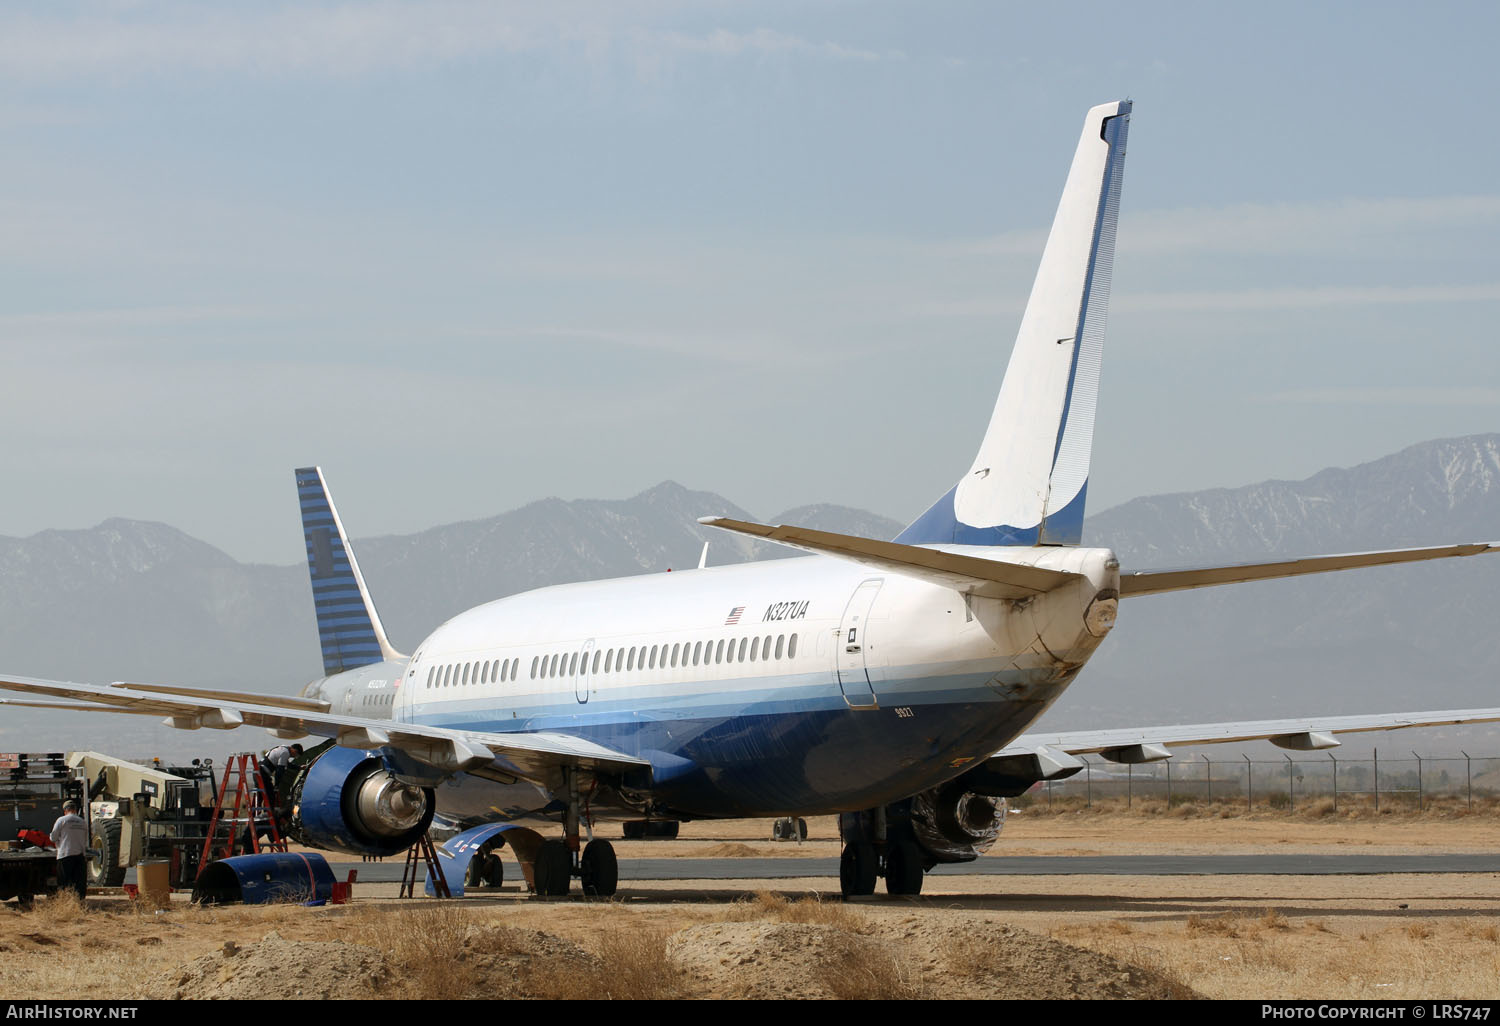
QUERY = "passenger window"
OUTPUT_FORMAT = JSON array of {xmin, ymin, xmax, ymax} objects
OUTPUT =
[
  {"xmin": 775, "ymin": 635, "xmax": 785, "ymax": 659},
  {"xmin": 715, "ymin": 639, "xmax": 725, "ymax": 663},
  {"xmin": 789, "ymin": 634, "xmax": 798, "ymax": 659},
  {"xmin": 764, "ymin": 635, "xmax": 772, "ymax": 659},
  {"xmin": 738, "ymin": 637, "xmax": 748, "ymax": 661},
  {"xmin": 692, "ymin": 641, "xmax": 702, "ymax": 666},
  {"xmin": 628, "ymin": 647, "xmax": 636, "ymax": 671},
  {"xmin": 671, "ymin": 643, "xmax": 680, "ymax": 668},
  {"xmin": 750, "ymin": 637, "xmax": 759, "ymax": 662},
  {"xmin": 530, "ymin": 656, "xmax": 538, "ymax": 679},
  {"xmin": 592, "ymin": 650, "xmax": 601, "ymax": 674},
  {"xmin": 649, "ymin": 645, "xmax": 659, "ymax": 669},
  {"xmin": 569, "ymin": 652, "xmax": 578, "ymax": 676},
  {"xmin": 605, "ymin": 650, "xmax": 613, "ymax": 673}
]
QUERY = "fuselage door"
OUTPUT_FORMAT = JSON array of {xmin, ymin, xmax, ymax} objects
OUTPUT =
[{"xmin": 836, "ymin": 578, "xmax": 883, "ymax": 709}]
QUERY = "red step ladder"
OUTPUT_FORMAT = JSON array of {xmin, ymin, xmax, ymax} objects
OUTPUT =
[{"xmin": 196, "ymin": 753, "xmax": 287, "ymax": 879}]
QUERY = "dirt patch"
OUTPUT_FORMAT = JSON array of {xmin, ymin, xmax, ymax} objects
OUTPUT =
[
  {"xmin": 702, "ymin": 842, "xmax": 761, "ymax": 857},
  {"xmin": 668, "ymin": 916, "xmax": 1196, "ymax": 1000},
  {"xmin": 155, "ymin": 931, "xmax": 393, "ymax": 1000}
]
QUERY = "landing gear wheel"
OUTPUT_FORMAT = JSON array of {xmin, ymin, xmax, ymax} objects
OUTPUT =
[
  {"xmin": 534, "ymin": 840, "xmax": 572, "ymax": 896},
  {"xmin": 884, "ymin": 840, "xmax": 924, "ymax": 896},
  {"xmin": 839, "ymin": 841, "xmax": 877, "ymax": 898},
  {"xmin": 797, "ymin": 818, "xmax": 808, "ymax": 842},
  {"xmin": 579, "ymin": 839, "xmax": 618, "ymax": 897},
  {"xmin": 466, "ymin": 851, "xmax": 504, "ymax": 890},
  {"xmin": 622, "ymin": 821, "xmax": 646, "ymax": 840},
  {"xmin": 89, "ymin": 818, "xmax": 125, "ymax": 887}
]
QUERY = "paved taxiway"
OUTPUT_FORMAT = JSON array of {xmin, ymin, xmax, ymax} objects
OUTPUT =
[{"xmin": 331, "ymin": 853, "xmax": 1500, "ymax": 883}]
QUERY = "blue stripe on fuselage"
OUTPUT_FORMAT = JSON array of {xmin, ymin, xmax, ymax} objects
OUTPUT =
[{"xmin": 404, "ymin": 665, "xmax": 1076, "ymax": 815}]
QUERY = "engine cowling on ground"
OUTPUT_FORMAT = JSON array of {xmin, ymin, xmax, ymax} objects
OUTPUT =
[{"xmin": 286, "ymin": 745, "xmax": 435, "ymax": 857}]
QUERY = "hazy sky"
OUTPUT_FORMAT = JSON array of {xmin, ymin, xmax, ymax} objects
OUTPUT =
[{"xmin": 4, "ymin": 1, "xmax": 1499, "ymax": 564}]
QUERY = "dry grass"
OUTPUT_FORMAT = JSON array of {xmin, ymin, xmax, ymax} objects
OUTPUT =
[
  {"xmin": 817, "ymin": 932, "xmax": 929, "ymax": 1000},
  {"xmin": 584, "ymin": 927, "xmax": 684, "ymax": 1000},
  {"xmin": 725, "ymin": 890, "xmax": 868, "ymax": 932},
  {"xmin": 1017, "ymin": 793, "xmax": 1500, "ymax": 821},
  {"xmin": 1058, "ymin": 913, "xmax": 1500, "ymax": 1000},
  {"xmin": 1186, "ymin": 912, "xmax": 1243, "ymax": 937},
  {"xmin": 347, "ymin": 904, "xmax": 475, "ymax": 999}
]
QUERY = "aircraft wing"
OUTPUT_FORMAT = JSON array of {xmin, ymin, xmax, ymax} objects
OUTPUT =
[
  {"xmin": 0, "ymin": 673, "xmax": 649, "ymax": 784},
  {"xmin": 697, "ymin": 516, "xmax": 1082, "ymax": 598},
  {"xmin": 1119, "ymin": 542, "xmax": 1499, "ymax": 596},
  {"xmin": 1005, "ymin": 709, "xmax": 1500, "ymax": 757},
  {"xmin": 977, "ymin": 709, "xmax": 1500, "ymax": 790}
]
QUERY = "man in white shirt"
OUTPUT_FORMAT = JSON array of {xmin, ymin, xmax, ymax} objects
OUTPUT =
[{"xmin": 50, "ymin": 800, "xmax": 88, "ymax": 902}]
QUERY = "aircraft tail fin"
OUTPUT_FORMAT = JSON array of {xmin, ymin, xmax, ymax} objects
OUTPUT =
[
  {"xmin": 295, "ymin": 466, "xmax": 402, "ymax": 676},
  {"xmin": 897, "ymin": 100, "xmax": 1131, "ymax": 547}
]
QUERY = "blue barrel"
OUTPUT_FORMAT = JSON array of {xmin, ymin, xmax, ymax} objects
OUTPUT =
[{"xmin": 193, "ymin": 852, "xmax": 337, "ymax": 905}]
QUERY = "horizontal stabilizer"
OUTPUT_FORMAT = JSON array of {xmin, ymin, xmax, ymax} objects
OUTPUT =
[
  {"xmin": 697, "ymin": 517, "xmax": 1083, "ymax": 598},
  {"xmin": 1119, "ymin": 542, "xmax": 1499, "ymax": 596}
]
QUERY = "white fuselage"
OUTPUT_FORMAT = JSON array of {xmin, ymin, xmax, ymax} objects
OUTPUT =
[{"xmin": 305, "ymin": 545, "xmax": 1119, "ymax": 819}]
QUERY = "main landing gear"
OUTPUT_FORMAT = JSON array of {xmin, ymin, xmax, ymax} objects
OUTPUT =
[
  {"xmin": 838, "ymin": 808, "xmax": 929, "ymax": 898},
  {"xmin": 533, "ymin": 768, "xmax": 619, "ymax": 898}
]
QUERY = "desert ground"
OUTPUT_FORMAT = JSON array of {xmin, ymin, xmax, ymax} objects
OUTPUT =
[{"xmin": 3, "ymin": 801, "xmax": 1498, "ymax": 1001}]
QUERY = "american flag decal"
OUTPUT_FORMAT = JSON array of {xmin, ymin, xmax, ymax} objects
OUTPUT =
[{"xmin": 724, "ymin": 606, "xmax": 744, "ymax": 625}]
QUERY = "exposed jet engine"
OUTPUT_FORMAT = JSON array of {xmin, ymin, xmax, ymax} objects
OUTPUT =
[
  {"xmin": 905, "ymin": 785, "xmax": 1006, "ymax": 864},
  {"xmin": 282, "ymin": 744, "xmax": 435, "ymax": 857}
]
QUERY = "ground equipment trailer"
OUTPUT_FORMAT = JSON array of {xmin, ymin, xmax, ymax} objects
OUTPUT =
[
  {"xmin": 0, "ymin": 752, "xmax": 84, "ymax": 904},
  {"xmin": 69, "ymin": 751, "xmax": 219, "ymax": 888}
]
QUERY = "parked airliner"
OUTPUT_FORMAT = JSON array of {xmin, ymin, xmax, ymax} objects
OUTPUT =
[{"xmin": 5, "ymin": 101, "xmax": 1499, "ymax": 899}]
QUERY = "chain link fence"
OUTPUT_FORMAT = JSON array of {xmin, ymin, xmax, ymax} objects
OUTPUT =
[{"xmin": 1026, "ymin": 752, "xmax": 1500, "ymax": 812}]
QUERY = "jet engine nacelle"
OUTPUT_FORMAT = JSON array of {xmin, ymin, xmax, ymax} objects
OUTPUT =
[
  {"xmin": 285, "ymin": 745, "xmax": 435, "ymax": 857},
  {"xmin": 907, "ymin": 784, "xmax": 1006, "ymax": 864}
]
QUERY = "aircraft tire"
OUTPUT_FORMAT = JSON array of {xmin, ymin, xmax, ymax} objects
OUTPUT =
[
  {"xmin": 534, "ymin": 840, "xmax": 572, "ymax": 896},
  {"xmin": 580, "ymin": 839, "xmax": 618, "ymax": 897},
  {"xmin": 622, "ymin": 821, "xmax": 646, "ymax": 840},
  {"xmin": 466, "ymin": 851, "xmax": 504, "ymax": 889},
  {"xmin": 839, "ymin": 841, "xmax": 877, "ymax": 897},
  {"xmin": 797, "ymin": 818, "xmax": 808, "ymax": 842},
  {"xmin": 884, "ymin": 840, "xmax": 924, "ymax": 896}
]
